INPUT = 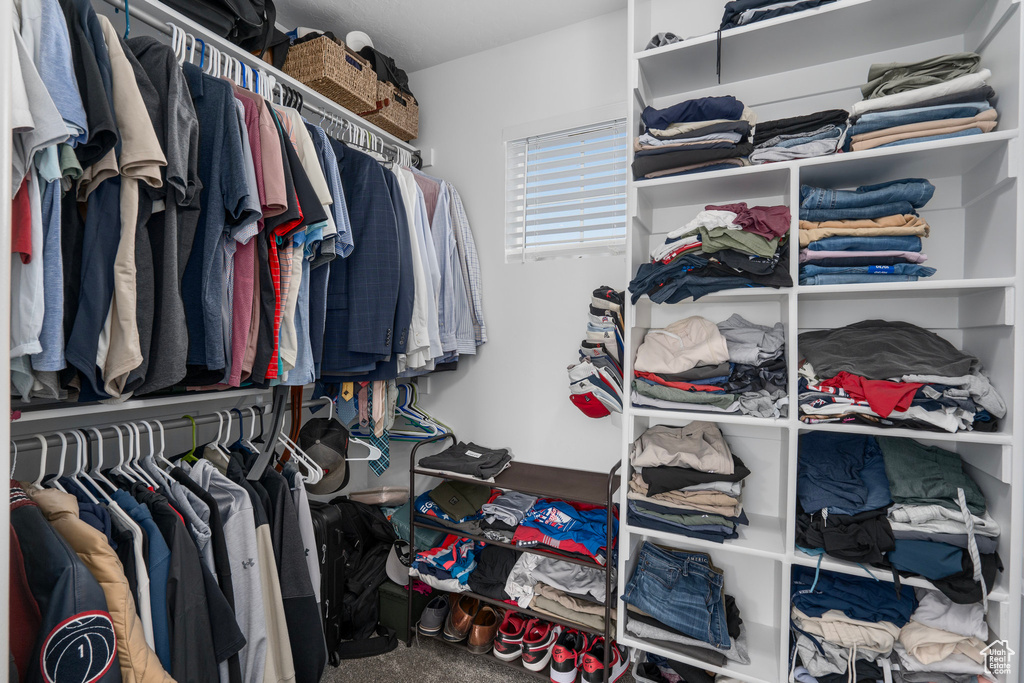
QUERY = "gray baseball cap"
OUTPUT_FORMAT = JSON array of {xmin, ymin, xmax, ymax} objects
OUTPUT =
[{"xmin": 298, "ymin": 417, "xmax": 350, "ymax": 495}]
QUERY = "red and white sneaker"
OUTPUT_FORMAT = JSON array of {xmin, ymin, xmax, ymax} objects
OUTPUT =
[
  {"xmin": 492, "ymin": 611, "xmax": 529, "ymax": 662},
  {"xmin": 581, "ymin": 637, "xmax": 630, "ymax": 683},
  {"xmin": 549, "ymin": 628, "xmax": 589, "ymax": 683},
  {"xmin": 521, "ymin": 620, "xmax": 563, "ymax": 672}
]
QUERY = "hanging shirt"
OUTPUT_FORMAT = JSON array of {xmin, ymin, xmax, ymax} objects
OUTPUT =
[
  {"xmin": 181, "ymin": 62, "xmax": 258, "ymax": 379},
  {"xmin": 187, "ymin": 459, "xmax": 268, "ymax": 683},
  {"xmin": 125, "ymin": 37, "xmax": 201, "ymax": 396}
]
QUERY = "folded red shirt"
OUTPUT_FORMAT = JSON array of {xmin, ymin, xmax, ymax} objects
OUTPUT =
[
  {"xmin": 634, "ymin": 370, "xmax": 726, "ymax": 393},
  {"xmin": 818, "ymin": 371, "xmax": 923, "ymax": 418}
]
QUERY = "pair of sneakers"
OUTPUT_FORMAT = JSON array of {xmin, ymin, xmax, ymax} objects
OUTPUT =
[{"xmin": 493, "ymin": 611, "xmax": 629, "ymax": 683}]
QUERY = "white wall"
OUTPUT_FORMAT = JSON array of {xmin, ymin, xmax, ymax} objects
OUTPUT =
[{"xmin": 397, "ymin": 10, "xmax": 629, "ymax": 476}]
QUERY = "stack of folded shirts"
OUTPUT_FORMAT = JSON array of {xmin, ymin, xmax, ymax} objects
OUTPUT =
[
  {"xmin": 720, "ymin": 0, "xmax": 838, "ymax": 30},
  {"xmin": 632, "ymin": 95, "xmax": 756, "ymax": 179},
  {"xmin": 417, "ymin": 440, "xmax": 513, "ymax": 482},
  {"xmin": 846, "ymin": 52, "xmax": 999, "ymax": 152},
  {"xmin": 627, "ymin": 422, "xmax": 750, "ymax": 543},
  {"xmin": 891, "ymin": 589, "xmax": 992, "ymax": 680},
  {"xmin": 798, "ymin": 320, "xmax": 1006, "ymax": 433},
  {"xmin": 511, "ymin": 498, "xmax": 617, "ymax": 565},
  {"xmin": 506, "ymin": 552, "xmax": 615, "ymax": 630},
  {"xmin": 749, "ymin": 108, "xmax": 849, "ymax": 164},
  {"xmin": 479, "ymin": 490, "xmax": 538, "ymax": 543},
  {"xmin": 623, "ymin": 542, "xmax": 751, "ymax": 666},
  {"xmin": 791, "ymin": 567, "xmax": 917, "ymax": 681},
  {"xmin": 798, "ymin": 177, "xmax": 937, "ymax": 285},
  {"xmin": 629, "ymin": 203, "xmax": 792, "ymax": 303},
  {"xmin": 410, "ymin": 534, "xmax": 481, "ymax": 593},
  {"xmin": 569, "ymin": 286, "xmax": 624, "ymax": 418},
  {"xmin": 632, "ymin": 314, "xmax": 788, "ymax": 418},
  {"xmin": 414, "ymin": 481, "xmax": 498, "ymax": 536}
]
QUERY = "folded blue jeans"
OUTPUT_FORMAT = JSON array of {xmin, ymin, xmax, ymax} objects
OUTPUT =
[
  {"xmin": 800, "ymin": 178, "xmax": 935, "ymax": 211},
  {"xmin": 800, "ymin": 263, "xmax": 935, "ymax": 278},
  {"xmin": 806, "ymin": 235, "xmax": 922, "ymax": 252},
  {"xmin": 799, "ymin": 273, "xmax": 923, "ymax": 285},
  {"xmin": 775, "ymin": 127, "xmax": 843, "ymax": 149},
  {"xmin": 622, "ymin": 542, "xmax": 731, "ymax": 648},
  {"xmin": 850, "ymin": 103, "xmax": 990, "ymax": 136},
  {"xmin": 800, "ymin": 201, "xmax": 918, "ymax": 222}
]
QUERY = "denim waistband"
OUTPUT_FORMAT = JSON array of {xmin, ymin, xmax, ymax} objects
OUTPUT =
[{"xmin": 636, "ymin": 542, "xmax": 725, "ymax": 588}]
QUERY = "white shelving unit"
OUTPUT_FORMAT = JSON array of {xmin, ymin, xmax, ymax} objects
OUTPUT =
[{"xmin": 617, "ymin": 1, "xmax": 1024, "ymax": 682}]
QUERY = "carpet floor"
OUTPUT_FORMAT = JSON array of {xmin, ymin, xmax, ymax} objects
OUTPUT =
[{"xmin": 319, "ymin": 635, "xmax": 636, "ymax": 682}]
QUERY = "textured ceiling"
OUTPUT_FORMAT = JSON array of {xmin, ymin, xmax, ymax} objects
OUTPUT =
[{"xmin": 275, "ymin": 0, "xmax": 626, "ymax": 72}]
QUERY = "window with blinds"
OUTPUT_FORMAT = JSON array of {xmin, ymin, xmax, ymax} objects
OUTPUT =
[{"xmin": 505, "ymin": 119, "xmax": 628, "ymax": 262}]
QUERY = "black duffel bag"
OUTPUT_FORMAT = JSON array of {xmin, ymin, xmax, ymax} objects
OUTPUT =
[{"xmin": 162, "ymin": 0, "xmax": 278, "ymax": 55}]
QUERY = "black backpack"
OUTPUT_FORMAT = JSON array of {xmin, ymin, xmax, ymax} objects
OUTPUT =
[
  {"xmin": 310, "ymin": 497, "xmax": 399, "ymax": 664},
  {"xmin": 161, "ymin": 0, "xmax": 278, "ymax": 55}
]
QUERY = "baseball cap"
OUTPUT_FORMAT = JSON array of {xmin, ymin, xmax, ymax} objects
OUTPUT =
[
  {"xmin": 298, "ymin": 417, "xmax": 350, "ymax": 495},
  {"xmin": 570, "ymin": 392, "xmax": 611, "ymax": 418},
  {"xmin": 428, "ymin": 480, "xmax": 491, "ymax": 521},
  {"xmin": 386, "ymin": 540, "xmax": 412, "ymax": 586}
]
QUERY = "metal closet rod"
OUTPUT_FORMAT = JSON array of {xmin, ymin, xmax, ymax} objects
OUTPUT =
[
  {"xmin": 99, "ymin": 0, "xmax": 409, "ymax": 158},
  {"xmin": 10, "ymin": 398, "xmax": 327, "ymax": 455}
]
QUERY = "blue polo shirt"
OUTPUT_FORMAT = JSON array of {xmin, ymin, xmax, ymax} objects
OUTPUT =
[{"xmin": 181, "ymin": 63, "xmax": 257, "ymax": 372}]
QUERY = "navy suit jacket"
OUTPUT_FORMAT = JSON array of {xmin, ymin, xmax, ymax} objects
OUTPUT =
[{"xmin": 323, "ymin": 141, "xmax": 400, "ymax": 373}]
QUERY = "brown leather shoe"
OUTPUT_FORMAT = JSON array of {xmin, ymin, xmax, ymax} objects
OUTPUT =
[
  {"xmin": 467, "ymin": 606, "xmax": 502, "ymax": 654},
  {"xmin": 442, "ymin": 595, "xmax": 479, "ymax": 642}
]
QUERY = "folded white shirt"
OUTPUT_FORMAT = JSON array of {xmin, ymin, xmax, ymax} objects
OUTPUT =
[{"xmin": 850, "ymin": 70, "xmax": 992, "ymax": 118}]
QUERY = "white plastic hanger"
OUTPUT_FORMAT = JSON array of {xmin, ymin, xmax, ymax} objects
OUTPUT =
[
  {"xmin": 348, "ymin": 436, "xmax": 384, "ymax": 463},
  {"xmin": 69, "ymin": 430, "xmax": 100, "ymax": 504},
  {"xmin": 32, "ymin": 434, "xmax": 48, "ymax": 488},
  {"xmin": 277, "ymin": 430, "xmax": 323, "ymax": 483},
  {"xmin": 111, "ymin": 425, "xmax": 139, "ymax": 484},
  {"xmin": 153, "ymin": 420, "xmax": 176, "ymax": 471},
  {"xmin": 130, "ymin": 423, "xmax": 162, "ymax": 489},
  {"xmin": 10, "ymin": 440, "xmax": 17, "ymax": 479},
  {"xmin": 87, "ymin": 428, "xmax": 118, "ymax": 499},
  {"xmin": 46, "ymin": 432, "xmax": 69, "ymax": 492}
]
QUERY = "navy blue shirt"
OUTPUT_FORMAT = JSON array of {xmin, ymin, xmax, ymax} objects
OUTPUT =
[{"xmin": 181, "ymin": 63, "xmax": 257, "ymax": 372}]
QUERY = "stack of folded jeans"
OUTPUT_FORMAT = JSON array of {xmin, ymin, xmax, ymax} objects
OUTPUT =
[
  {"xmin": 798, "ymin": 320, "xmax": 1006, "ymax": 433},
  {"xmin": 627, "ymin": 423, "xmax": 750, "ymax": 543},
  {"xmin": 846, "ymin": 52, "xmax": 999, "ymax": 152},
  {"xmin": 720, "ymin": 0, "xmax": 838, "ymax": 29},
  {"xmin": 569, "ymin": 286, "xmax": 624, "ymax": 418},
  {"xmin": 631, "ymin": 315, "xmax": 788, "ymax": 418},
  {"xmin": 629, "ymin": 203, "xmax": 792, "ymax": 303},
  {"xmin": 623, "ymin": 543, "xmax": 751, "ymax": 665},
  {"xmin": 632, "ymin": 96, "xmax": 756, "ymax": 179},
  {"xmin": 890, "ymin": 588, "xmax": 991, "ymax": 679},
  {"xmin": 798, "ymin": 178, "xmax": 937, "ymax": 285},
  {"xmin": 797, "ymin": 431, "xmax": 1002, "ymax": 605},
  {"xmin": 791, "ymin": 566, "xmax": 917, "ymax": 680},
  {"xmin": 749, "ymin": 109, "xmax": 849, "ymax": 164}
]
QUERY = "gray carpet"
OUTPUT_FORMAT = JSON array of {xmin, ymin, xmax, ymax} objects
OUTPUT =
[{"xmin": 319, "ymin": 636, "xmax": 635, "ymax": 682}]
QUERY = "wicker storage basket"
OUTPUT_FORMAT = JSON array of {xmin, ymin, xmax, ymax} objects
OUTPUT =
[
  {"xmin": 281, "ymin": 36, "xmax": 377, "ymax": 113},
  {"xmin": 362, "ymin": 80, "xmax": 419, "ymax": 142}
]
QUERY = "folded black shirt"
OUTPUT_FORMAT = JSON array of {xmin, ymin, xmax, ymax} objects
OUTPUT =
[
  {"xmin": 752, "ymin": 109, "xmax": 849, "ymax": 146},
  {"xmin": 641, "ymin": 456, "xmax": 751, "ymax": 494},
  {"xmin": 632, "ymin": 141, "xmax": 754, "ymax": 178}
]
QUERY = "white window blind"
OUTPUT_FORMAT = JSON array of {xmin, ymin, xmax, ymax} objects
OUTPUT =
[{"xmin": 505, "ymin": 119, "xmax": 628, "ymax": 262}]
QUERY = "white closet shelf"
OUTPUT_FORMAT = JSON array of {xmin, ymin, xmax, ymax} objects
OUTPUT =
[
  {"xmin": 633, "ymin": 0, "xmax": 998, "ymax": 98},
  {"xmin": 630, "ymin": 407, "xmax": 789, "ymax": 428},
  {"xmin": 795, "ymin": 277, "xmax": 1017, "ymax": 299},
  {"xmin": 635, "ymin": 130, "xmax": 1017, "ymax": 209},
  {"xmin": 634, "ymin": 289, "xmax": 790, "ymax": 306},
  {"xmin": 625, "ymin": 513, "xmax": 786, "ymax": 559},
  {"xmin": 619, "ymin": 622, "xmax": 781, "ymax": 683},
  {"xmin": 12, "ymin": 388, "xmax": 271, "ymax": 423},
  {"xmin": 797, "ymin": 421, "xmax": 1011, "ymax": 445},
  {"xmin": 791, "ymin": 552, "xmax": 1012, "ymax": 603}
]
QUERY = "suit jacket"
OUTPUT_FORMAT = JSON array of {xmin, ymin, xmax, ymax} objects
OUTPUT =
[
  {"xmin": 322, "ymin": 170, "xmax": 415, "ymax": 382},
  {"xmin": 324, "ymin": 140, "xmax": 400, "ymax": 372}
]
